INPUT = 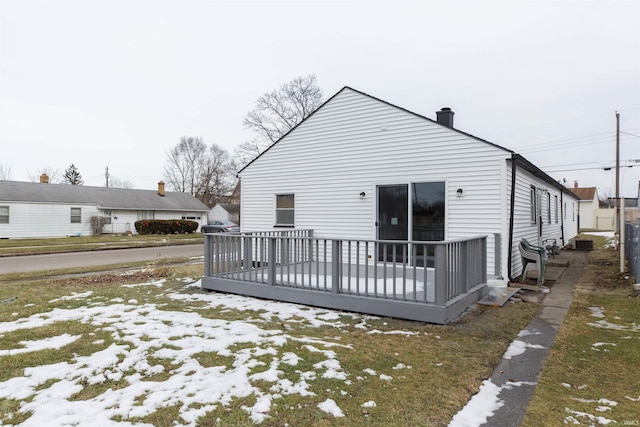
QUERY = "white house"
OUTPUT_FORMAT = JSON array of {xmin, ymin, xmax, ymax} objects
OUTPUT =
[
  {"xmin": 238, "ymin": 86, "xmax": 579, "ymax": 282},
  {"xmin": 0, "ymin": 179, "xmax": 209, "ymax": 238},
  {"xmin": 208, "ymin": 203, "xmax": 240, "ymax": 224},
  {"xmin": 569, "ymin": 184, "xmax": 617, "ymax": 231}
]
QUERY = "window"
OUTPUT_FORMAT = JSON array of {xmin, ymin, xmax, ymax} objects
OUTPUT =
[
  {"xmin": 547, "ymin": 192, "xmax": 551, "ymax": 223},
  {"xmin": 554, "ymin": 195, "xmax": 558, "ymax": 223},
  {"xmin": 275, "ymin": 194, "xmax": 294, "ymax": 226},
  {"xmin": 71, "ymin": 207, "xmax": 81, "ymax": 223},
  {"xmin": 530, "ymin": 186, "xmax": 537, "ymax": 224},
  {"xmin": 0, "ymin": 206, "xmax": 8, "ymax": 224}
]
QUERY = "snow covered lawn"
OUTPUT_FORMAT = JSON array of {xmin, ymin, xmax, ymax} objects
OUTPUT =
[{"xmin": 0, "ymin": 270, "xmax": 537, "ymax": 426}]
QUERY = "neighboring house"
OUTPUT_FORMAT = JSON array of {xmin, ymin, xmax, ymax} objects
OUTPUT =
[
  {"xmin": 0, "ymin": 179, "xmax": 209, "ymax": 238},
  {"xmin": 238, "ymin": 86, "xmax": 579, "ymax": 282},
  {"xmin": 208, "ymin": 203, "xmax": 240, "ymax": 224},
  {"xmin": 570, "ymin": 184, "xmax": 599, "ymax": 231}
]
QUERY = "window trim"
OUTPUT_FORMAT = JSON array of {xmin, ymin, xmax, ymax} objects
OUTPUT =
[
  {"xmin": 547, "ymin": 192, "xmax": 551, "ymax": 224},
  {"xmin": 0, "ymin": 206, "xmax": 9, "ymax": 224},
  {"xmin": 71, "ymin": 207, "xmax": 82, "ymax": 224},
  {"xmin": 275, "ymin": 194, "xmax": 295, "ymax": 227},
  {"xmin": 530, "ymin": 186, "xmax": 537, "ymax": 224},
  {"xmin": 554, "ymin": 195, "xmax": 559, "ymax": 223}
]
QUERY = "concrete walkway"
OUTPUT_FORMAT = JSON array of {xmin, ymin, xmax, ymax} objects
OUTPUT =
[{"xmin": 481, "ymin": 250, "xmax": 589, "ymax": 426}]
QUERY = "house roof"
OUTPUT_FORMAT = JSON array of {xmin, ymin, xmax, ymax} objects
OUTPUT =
[
  {"xmin": 0, "ymin": 181, "xmax": 209, "ymax": 211},
  {"xmin": 240, "ymin": 86, "xmax": 575, "ymax": 197},
  {"xmin": 219, "ymin": 203, "xmax": 240, "ymax": 213},
  {"xmin": 570, "ymin": 187, "xmax": 596, "ymax": 201}
]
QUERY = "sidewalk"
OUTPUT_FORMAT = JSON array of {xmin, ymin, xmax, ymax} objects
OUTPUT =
[{"xmin": 450, "ymin": 249, "xmax": 589, "ymax": 427}]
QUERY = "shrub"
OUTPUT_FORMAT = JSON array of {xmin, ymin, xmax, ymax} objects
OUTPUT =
[
  {"xmin": 135, "ymin": 219, "xmax": 199, "ymax": 235},
  {"xmin": 90, "ymin": 216, "xmax": 106, "ymax": 236}
]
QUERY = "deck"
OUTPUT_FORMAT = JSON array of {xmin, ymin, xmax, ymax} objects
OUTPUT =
[{"xmin": 201, "ymin": 230, "xmax": 488, "ymax": 324}]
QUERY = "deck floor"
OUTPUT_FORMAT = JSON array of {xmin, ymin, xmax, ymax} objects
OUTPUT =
[{"xmin": 213, "ymin": 260, "xmax": 437, "ymax": 302}]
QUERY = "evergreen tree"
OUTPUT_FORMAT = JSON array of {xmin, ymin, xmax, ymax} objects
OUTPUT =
[{"xmin": 63, "ymin": 164, "xmax": 83, "ymax": 185}]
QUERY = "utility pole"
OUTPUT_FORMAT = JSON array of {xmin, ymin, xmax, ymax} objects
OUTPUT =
[
  {"xmin": 105, "ymin": 166, "xmax": 110, "ymax": 188},
  {"xmin": 615, "ymin": 111, "xmax": 620, "ymax": 247}
]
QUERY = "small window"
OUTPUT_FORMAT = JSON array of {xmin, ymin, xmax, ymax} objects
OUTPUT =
[
  {"xmin": 530, "ymin": 186, "xmax": 537, "ymax": 224},
  {"xmin": 554, "ymin": 195, "xmax": 558, "ymax": 223},
  {"xmin": 275, "ymin": 194, "xmax": 294, "ymax": 226},
  {"xmin": 547, "ymin": 193, "xmax": 551, "ymax": 224},
  {"xmin": 71, "ymin": 207, "xmax": 81, "ymax": 223},
  {"xmin": 0, "ymin": 206, "xmax": 9, "ymax": 224}
]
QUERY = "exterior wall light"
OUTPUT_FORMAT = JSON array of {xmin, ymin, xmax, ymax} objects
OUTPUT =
[
  {"xmin": 359, "ymin": 192, "xmax": 366, "ymax": 199},
  {"xmin": 456, "ymin": 188, "xmax": 464, "ymax": 197}
]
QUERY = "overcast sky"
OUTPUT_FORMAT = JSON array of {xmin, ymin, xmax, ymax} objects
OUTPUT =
[{"xmin": 1, "ymin": 0, "xmax": 639, "ymax": 197}]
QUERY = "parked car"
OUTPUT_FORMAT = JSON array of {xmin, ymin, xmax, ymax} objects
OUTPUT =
[{"xmin": 201, "ymin": 220, "xmax": 240, "ymax": 233}]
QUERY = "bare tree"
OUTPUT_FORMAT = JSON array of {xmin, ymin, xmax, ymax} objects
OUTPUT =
[
  {"xmin": 231, "ymin": 138, "xmax": 265, "ymax": 173},
  {"xmin": 163, "ymin": 137, "xmax": 235, "ymax": 207},
  {"xmin": 0, "ymin": 163, "xmax": 12, "ymax": 180},
  {"xmin": 109, "ymin": 177, "xmax": 134, "ymax": 189},
  {"xmin": 238, "ymin": 74, "xmax": 324, "ymax": 169},
  {"xmin": 28, "ymin": 166, "xmax": 63, "ymax": 183},
  {"xmin": 196, "ymin": 144, "xmax": 235, "ymax": 207},
  {"xmin": 163, "ymin": 136, "xmax": 208, "ymax": 195}
]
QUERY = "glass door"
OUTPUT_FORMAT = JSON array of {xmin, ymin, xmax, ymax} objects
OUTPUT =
[
  {"xmin": 377, "ymin": 184, "xmax": 408, "ymax": 262},
  {"xmin": 412, "ymin": 182, "xmax": 445, "ymax": 267}
]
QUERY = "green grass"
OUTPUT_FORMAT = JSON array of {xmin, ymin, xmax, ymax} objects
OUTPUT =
[
  {"xmin": 0, "ymin": 263, "xmax": 539, "ymax": 426},
  {"xmin": 0, "ymin": 234, "xmax": 203, "ymax": 256},
  {"xmin": 522, "ymin": 235, "xmax": 640, "ymax": 426}
]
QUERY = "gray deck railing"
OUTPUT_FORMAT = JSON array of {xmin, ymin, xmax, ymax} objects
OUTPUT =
[{"xmin": 202, "ymin": 231, "xmax": 487, "ymax": 324}]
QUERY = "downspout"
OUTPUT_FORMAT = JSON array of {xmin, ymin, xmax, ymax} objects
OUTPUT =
[
  {"xmin": 560, "ymin": 191, "xmax": 565, "ymax": 246},
  {"xmin": 507, "ymin": 154, "xmax": 518, "ymax": 282}
]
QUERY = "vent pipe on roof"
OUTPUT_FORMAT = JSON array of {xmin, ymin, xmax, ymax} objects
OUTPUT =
[
  {"xmin": 158, "ymin": 181, "xmax": 165, "ymax": 197},
  {"xmin": 436, "ymin": 107, "xmax": 454, "ymax": 128},
  {"xmin": 40, "ymin": 173, "xmax": 49, "ymax": 184},
  {"xmin": 574, "ymin": 181, "xmax": 578, "ymax": 188}
]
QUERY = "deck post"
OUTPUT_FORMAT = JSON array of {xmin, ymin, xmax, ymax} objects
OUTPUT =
[
  {"xmin": 268, "ymin": 238, "xmax": 276, "ymax": 286},
  {"xmin": 482, "ymin": 236, "xmax": 488, "ymax": 281},
  {"xmin": 243, "ymin": 236, "xmax": 252, "ymax": 273},
  {"xmin": 308, "ymin": 230, "xmax": 314, "ymax": 262},
  {"xmin": 434, "ymin": 243, "xmax": 447, "ymax": 306},
  {"xmin": 332, "ymin": 240, "xmax": 341, "ymax": 294},
  {"xmin": 204, "ymin": 234, "xmax": 212, "ymax": 277},
  {"xmin": 460, "ymin": 241, "xmax": 469, "ymax": 293}
]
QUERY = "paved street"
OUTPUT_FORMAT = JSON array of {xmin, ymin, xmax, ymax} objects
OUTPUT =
[{"xmin": 0, "ymin": 244, "xmax": 203, "ymax": 274}]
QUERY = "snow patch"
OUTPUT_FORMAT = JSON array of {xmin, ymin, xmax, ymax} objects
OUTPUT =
[
  {"xmin": 0, "ymin": 333, "xmax": 81, "ymax": 356},
  {"xmin": 502, "ymin": 340, "xmax": 545, "ymax": 359},
  {"xmin": 317, "ymin": 398, "xmax": 345, "ymax": 417},
  {"xmin": 448, "ymin": 380, "xmax": 504, "ymax": 427}
]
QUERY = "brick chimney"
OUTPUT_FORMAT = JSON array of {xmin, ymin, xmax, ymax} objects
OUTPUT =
[
  {"xmin": 40, "ymin": 173, "xmax": 49, "ymax": 183},
  {"xmin": 436, "ymin": 107, "xmax": 454, "ymax": 128},
  {"xmin": 157, "ymin": 181, "xmax": 165, "ymax": 196}
]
